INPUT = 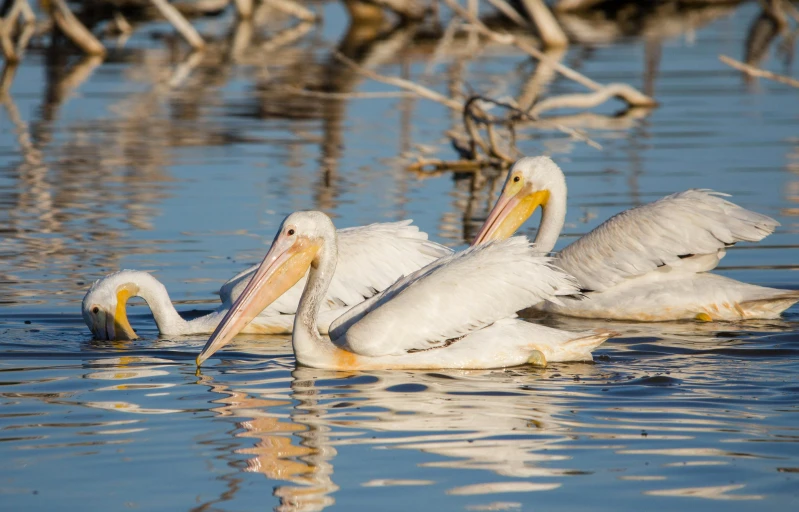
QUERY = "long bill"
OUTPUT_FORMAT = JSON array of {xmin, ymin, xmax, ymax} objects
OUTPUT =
[
  {"xmin": 471, "ymin": 186, "xmax": 549, "ymax": 246},
  {"xmin": 196, "ymin": 236, "xmax": 321, "ymax": 366}
]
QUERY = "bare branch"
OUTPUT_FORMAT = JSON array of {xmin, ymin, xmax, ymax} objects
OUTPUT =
[
  {"xmin": 408, "ymin": 157, "xmax": 506, "ymax": 174},
  {"xmin": 719, "ymin": 54, "xmax": 799, "ymax": 88},
  {"xmin": 279, "ymin": 86, "xmax": 415, "ymax": 99},
  {"xmin": 519, "ymin": 0, "xmax": 568, "ymax": 47},
  {"xmin": 530, "ymin": 83, "xmax": 656, "ymax": 116},
  {"xmin": 484, "ymin": 0, "xmax": 528, "ymax": 27},
  {"xmin": 442, "ymin": 0, "xmax": 657, "ymax": 107},
  {"xmin": 150, "ymin": 0, "xmax": 205, "ymax": 50},
  {"xmin": 50, "ymin": 0, "xmax": 106, "ymax": 56},
  {"xmin": 334, "ymin": 51, "xmax": 464, "ymax": 111},
  {"xmin": 233, "ymin": 0, "xmax": 254, "ymax": 19},
  {"xmin": 264, "ymin": 0, "xmax": 318, "ymax": 23}
]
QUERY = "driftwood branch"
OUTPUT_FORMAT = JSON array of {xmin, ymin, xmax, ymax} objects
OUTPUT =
[
  {"xmin": 442, "ymin": 0, "xmax": 657, "ymax": 107},
  {"xmin": 50, "ymin": 0, "xmax": 106, "ymax": 56},
  {"xmin": 367, "ymin": 0, "xmax": 427, "ymax": 21},
  {"xmin": 553, "ymin": 0, "xmax": 606, "ymax": 12},
  {"xmin": 334, "ymin": 51, "xmax": 464, "ymax": 111},
  {"xmin": 150, "ymin": 0, "xmax": 205, "ymax": 50},
  {"xmin": 408, "ymin": 157, "xmax": 501, "ymax": 174},
  {"xmin": 233, "ymin": 0, "xmax": 254, "ymax": 19},
  {"xmin": 485, "ymin": 0, "xmax": 528, "ymax": 27},
  {"xmin": 519, "ymin": 0, "xmax": 568, "ymax": 47},
  {"xmin": 719, "ymin": 54, "xmax": 799, "ymax": 88},
  {"xmin": 529, "ymin": 83, "xmax": 656, "ymax": 116},
  {"xmin": 265, "ymin": 0, "xmax": 318, "ymax": 23}
]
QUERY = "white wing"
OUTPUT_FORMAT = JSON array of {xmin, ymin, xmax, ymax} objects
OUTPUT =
[
  {"xmin": 220, "ymin": 221, "xmax": 452, "ymax": 315},
  {"xmin": 558, "ymin": 190, "xmax": 778, "ymax": 292},
  {"xmin": 331, "ymin": 237, "xmax": 580, "ymax": 357}
]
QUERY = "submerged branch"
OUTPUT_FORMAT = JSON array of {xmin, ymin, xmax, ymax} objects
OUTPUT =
[
  {"xmin": 150, "ymin": 0, "xmax": 205, "ymax": 50},
  {"xmin": 334, "ymin": 51, "xmax": 464, "ymax": 111},
  {"xmin": 442, "ymin": 0, "xmax": 657, "ymax": 108},
  {"xmin": 50, "ymin": 0, "xmax": 106, "ymax": 56},
  {"xmin": 719, "ymin": 54, "xmax": 799, "ymax": 88}
]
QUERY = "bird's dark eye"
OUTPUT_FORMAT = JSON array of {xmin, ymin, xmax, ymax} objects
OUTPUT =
[
  {"xmin": 287, "ymin": 229, "xmax": 295, "ymax": 236},
  {"xmin": 92, "ymin": 306, "xmax": 100, "ymax": 314},
  {"xmin": 513, "ymin": 176, "xmax": 521, "ymax": 183}
]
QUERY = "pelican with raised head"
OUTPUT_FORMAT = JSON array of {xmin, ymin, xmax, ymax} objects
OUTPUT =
[
  {"xmin": 472, "ymin": 156, "xmax": 799, "ymax": 321},
  {"xmin": 196, "ymin": 211, "xmax": 615, "ymax": 369},
  {"xmin": 82, "ymin": 221, "xmax": 452, "ymax": 340}
]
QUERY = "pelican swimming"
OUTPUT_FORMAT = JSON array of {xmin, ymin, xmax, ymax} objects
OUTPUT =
[
  {"xmin": 82, "ymin": 221, "xmax": 452, "ymax": 340},
  {"xmin": 472, "ymin": 156, "xmax": 799, "ymax": 321},
  {"xmin": 196, "ymin": 211, "xmax": 614, "ymax": 369}
]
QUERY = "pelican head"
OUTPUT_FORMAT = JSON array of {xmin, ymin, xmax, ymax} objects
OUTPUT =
[
  {"xmin": 82, "ymin": 270, "xmax": 142, "ymax": 341},
  {"xmin": 472, "ymin": 156, "xmax": 566, "ymax": 245},
  {"xmin": 196, "ymin": 211, "xmax": 332, "ymax": 366}
]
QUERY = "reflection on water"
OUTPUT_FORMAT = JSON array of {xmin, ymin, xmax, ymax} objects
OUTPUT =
[
  {"xmin": 1, "ymin": 0, "xmax": 799, "ymax": 510},
  {"xmin": 3, "ymin": 328, "xmax": 798, "ymax": 510}
]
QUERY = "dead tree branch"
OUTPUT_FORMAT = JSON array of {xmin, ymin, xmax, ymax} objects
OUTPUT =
[
  {"xmin": 265, "ymin": 0, "xmax": 318, "ymax": 23},
  {"xmin": 334, "ymin": 51, "xmax": 464, "ymax": 111},
  {"xmin": 150, "ymin": 0, "xmax": 205, "ymax": 50},
  {"xmin": 720, "ymin": 53, "xmax": 799, "ymax": 88},
  {"xmin": 50, "ymin": 0, "xmax": 106, "ymax": 56},
  {"xmin": 442, "ymin": 0, "xmax": 657, "ymax": 107},
  {"xmin": 519, "ymin": 0, "xmax": 568, "ymax": 47}
]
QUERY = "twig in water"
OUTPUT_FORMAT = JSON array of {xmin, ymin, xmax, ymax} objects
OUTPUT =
[
  {"xmin": 719, "ymin": 54, "xmax": 799, "ymax": 88},
  {"xmin": 263, "ymin": 0, "xmax": 318, "ymax": 23},
  {"xmin": 408, "ymin": 157, "xmax": 505, "ymax": 174},
  {"xmin": 484, "ymin": 0, "xmax": 528, "ymax": 28},
  {"xmin": 334, "ymin": 51, "xmax": 464, "ymax": 111},
  {"xmin": 279, "ymin": 86, "xmax": 415, "ymax": 99},
  {"xmin": 233, "ymin": 0, "xmax": 254, "ymax": 19},
  {"xmin": 150, "ymin": 0, "xmax": 205, "ymax": 50},
  {"xmin": 519, "ymin": 0, "xmax": 568, "ymax": 47},
  {"xmin": 50, "ymin": 0, "xmax": 106, "ymax": 56},
  {"xmin": 441, "ymin": 0, "xmax": 657, "ymax": 107}
]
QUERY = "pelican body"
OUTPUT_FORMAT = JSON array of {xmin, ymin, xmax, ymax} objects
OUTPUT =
[
  {"xmin": 473, "ymin": 156, "xmax": 799, "ymax": 322},
  {"xmin": 82, "ymin": 221, "xmax": 451, "ymax": 340},
  {"xmin": 196, "ymin": 211, "xmax": 614, "ymax": 370}
]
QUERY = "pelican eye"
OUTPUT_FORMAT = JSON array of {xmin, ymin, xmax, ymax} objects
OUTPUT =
[
  {"xmin": 92, "ymin": 306, "xmax": 100, "ymax": 314},
  {"xmin": 513, "ymin": 176, "xmax": 521, "ymax": 183},
  {"xmin": 287, "ymin": 229, "xmax": 295, "ymax": 236}
]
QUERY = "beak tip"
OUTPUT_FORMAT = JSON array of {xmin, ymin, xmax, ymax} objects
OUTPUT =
[{"xmin": 195, "ymin": 354, "xmax": 205, "ymax": 367}]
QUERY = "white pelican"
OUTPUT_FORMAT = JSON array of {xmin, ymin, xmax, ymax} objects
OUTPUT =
[
  {"xmin": 472, "ymin": 156, "xmax": 799, "ymax": 321},
  {"xmin": 82, "ymin": 221, "xmax": 452, "ymax": 340},
  {"xmin": 196, "ymin": 211, "xmax": 615, "ymax": 369}
]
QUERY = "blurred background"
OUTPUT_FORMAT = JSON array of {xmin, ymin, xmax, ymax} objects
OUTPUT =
[
  {"xmin": 0, "ymin": 2, "xmax": 798, "ymax": 511},
  {"xmin": 0, "ymin": 0, "xmax": 796, "ymax": 315}
]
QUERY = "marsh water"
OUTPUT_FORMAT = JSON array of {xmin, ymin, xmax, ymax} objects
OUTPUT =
[{"xmin": 2, "ymin": 2, "xmax": 799, "ymax": 510}]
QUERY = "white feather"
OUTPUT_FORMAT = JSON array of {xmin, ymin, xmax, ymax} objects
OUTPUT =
[
  {"xmin": 331, "ymin": 237, "xmax": 580, "ymax": 357},
  {"xmin": 220, "ymin": 220, "xmax": 453, "ymax": 314},
  {"xmin": 558, "ymin": 190, "xmax": 778, "ymax": 292}
]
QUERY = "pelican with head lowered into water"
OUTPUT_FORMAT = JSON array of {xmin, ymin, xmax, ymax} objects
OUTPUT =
[
  {"xmin": 196, "ymin": 211, "xmax": 615, "ymax": 369},
  {"xmin": 472, "ymin": 156, "xmax": 799, "ymax": 322},
  {"xmin": 82, "ymin": 221, "xmax": 452, "ymax": 340}
]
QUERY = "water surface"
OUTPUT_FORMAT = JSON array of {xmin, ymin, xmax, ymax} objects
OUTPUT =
[{"xmin": 1, "ymin": 2, "xmax": 799, "ymax": 510}]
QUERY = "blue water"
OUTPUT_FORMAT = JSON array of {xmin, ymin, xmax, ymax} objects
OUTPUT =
[{"xmin": 1, "ymin": 1, "xmax": 799, "ymax": 510}]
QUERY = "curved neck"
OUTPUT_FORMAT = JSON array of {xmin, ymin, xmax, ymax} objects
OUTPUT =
[
  {"xmin": 293, "ymin": 235, "xmax": 339, "ymax": 366},
  {"xmin": 132, "ymin": 274, "xmax": 190, "ymax": 335},
  {"xmin": 534, "ymin": 186, "xmax": 567, "ymax": 254}
]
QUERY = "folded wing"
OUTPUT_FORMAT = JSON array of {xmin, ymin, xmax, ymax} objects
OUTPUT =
[
  {"xmin": 219, "ymin": 220, "xmax": 452, "ymax": 315},
  {"xmin": 333, "ymin": 237, "xmax": 580, "ymax": 357},
  {"xmin": 558, "ymin": 190, "xmax": 778, "ymax": 292}
]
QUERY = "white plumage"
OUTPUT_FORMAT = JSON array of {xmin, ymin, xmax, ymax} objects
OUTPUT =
[
  {"xmin": 472, "ymin": 157, "xmax": 799, "ymax": 321},
  {"xmin": 558, "ymin": 190, "xmax": 778, "ymax": 292},
  {"xmin": 331, "ymin": 238, "xmax": 580, "ymax": 357},
  {"xmin": 82, "ymin": 221, "xmax": 452, "ymax": 340},
  {"xmin": 220, "ymin": 220, "xmax": 453, "ymax": 315},
  {"xmin": 196, "ymin": 211, "xmax": 614, "ymax": 369}
]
